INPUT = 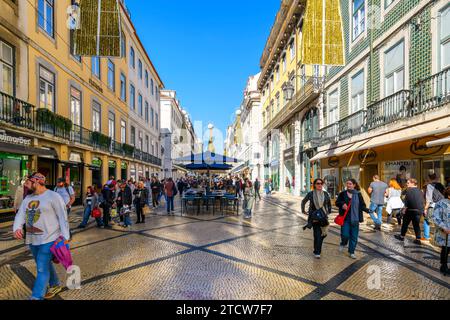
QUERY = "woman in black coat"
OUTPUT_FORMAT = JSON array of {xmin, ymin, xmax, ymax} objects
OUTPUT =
[
  {"xmin": 301, "ymin": 178, "xmax": 332, "ymax": 259},
  {"xmin": 335, "ymin": 179, "xmax": 370, "ymax": 259},
  {"xmin": 133, "ymin": 181, "xmax": 149, "ymax": 224}
]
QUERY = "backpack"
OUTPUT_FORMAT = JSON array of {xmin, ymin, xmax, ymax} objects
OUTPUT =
[
  {"xmin": 173, "ymin": 184, "xmax": 178, "ymax": 196},
  {"xmin": 431, "ymin": 183, "xmax": 445, "ymax": 203}
]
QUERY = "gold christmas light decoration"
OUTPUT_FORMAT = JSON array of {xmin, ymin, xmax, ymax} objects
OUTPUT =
[
  {"xmin": 301, "ymin": 0, "xmax": 345, "ymax": 66},
  {"xmin": 74, "ymin": 0, "xmax": 122, "ymax": 57}
]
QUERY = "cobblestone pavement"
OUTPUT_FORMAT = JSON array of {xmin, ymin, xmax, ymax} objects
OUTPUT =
[{"xmin": 0, "ymin": 194, "xmax": 449, "ymax": 300}]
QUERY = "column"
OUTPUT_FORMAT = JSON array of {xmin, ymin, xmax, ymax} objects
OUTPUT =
[
  {"xmin": 116, "ymin": 158, "xmax": 122, "ymax": 181},
  {"xmin": 101, "ymin": 155, "xmax": 109, "ymax": 185},
  {"xmin": 294, "ymin": 115, "xmax": 302, "ymax": 197}
]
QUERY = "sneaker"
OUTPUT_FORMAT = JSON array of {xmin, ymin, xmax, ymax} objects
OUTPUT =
[
  {"xmin": 314, "ymin": 254, "xmax": 321, "ymax": 259},
  {"xmin": 350, "ymin": 254, "xmax": 357, "ymax": 259},
  {"xmin": 394, "ymin": 235, "xmax": 405, "ymax": 241},
  {"xmin": 440, "ymin": 265, "xmax": 449, "ymax": 276},
  {"xmin": 374, "ymin": 225, "xmax": 381, "ymax": 231},
  {"xmin": 420, "ymin": 238, "xmax": 430, "ymax": 242},
  {"xmin": 339, "ymin": 245, "xmax": 345, "ymax": 253},
  {"xmin": 413, "ymin": 239, "xmax": 422, "ymax": 245},
  {"xmin": 44, "ymin": 285, "xmax": 63, "ymax": 300}
]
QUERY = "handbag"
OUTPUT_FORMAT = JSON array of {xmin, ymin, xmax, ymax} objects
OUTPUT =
[
  {"xmin": 334, "ymin": 200, "xmax": 352, "ymax": 226},
  {"xmin": 143, "ymin": 205, "xmax": 151, "ymax": 215},
  {"xmin": 311, "ymin": 208, "xmax": 329, "ymax": 227},
  {"xmin": 91, "ymin": 207, "xmax": 102, "ymax": 218}
]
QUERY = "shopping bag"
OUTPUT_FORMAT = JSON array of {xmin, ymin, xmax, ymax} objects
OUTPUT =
[
  {"xmin": 91, "ymin": 207, "xmax": 102, "ymax": 218},
  {"xmin": 334, "ymin": 200, "xmax": 352, "ymax": 226},
  {"xmin": 143, "ymin": 206, "xmax": 151, "ymax": 215}
]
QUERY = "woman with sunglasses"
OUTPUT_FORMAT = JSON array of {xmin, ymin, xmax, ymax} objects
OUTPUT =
[{"xmin": 301, "ymin": 178, "xmax": 332, "ymax": 259}]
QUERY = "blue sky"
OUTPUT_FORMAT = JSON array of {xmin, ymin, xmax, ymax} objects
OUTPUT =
[{"xmin": 126, "ymin": 0, "xmax": 279, "ymax": 149}]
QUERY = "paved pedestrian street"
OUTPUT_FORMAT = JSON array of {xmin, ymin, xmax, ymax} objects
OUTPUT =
[{"xmin": 0, "ymin": 194, "xmax": 449, "ymax": 300}]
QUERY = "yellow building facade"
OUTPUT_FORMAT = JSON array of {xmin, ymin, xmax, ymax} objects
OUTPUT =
[{"xmin": 0, "ymin": 0, "xmax": 163, "ymax": 210}]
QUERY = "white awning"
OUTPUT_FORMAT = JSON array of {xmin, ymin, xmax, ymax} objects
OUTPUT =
[{"xmin": 426, "ymin": 136, "xmax": 450, "ymax": 147}]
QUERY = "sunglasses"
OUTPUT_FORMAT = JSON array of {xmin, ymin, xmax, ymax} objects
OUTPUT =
[{"xmin": 315, "ymin": 182, "xmax": 323, "ymax": 185}]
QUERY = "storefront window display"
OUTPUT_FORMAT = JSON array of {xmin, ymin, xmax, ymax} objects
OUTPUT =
[
  {"xmin": 108, "ymin": 160, "xmax": 117, "ymax": 180},
  {"xmin": 381, "ymin": 160, "xmax": 419, "ymax": 189},
  {"xmin": 341, "ymin": 166, "xmax": 361, "ymax": 187},
  {"xmin": 323, "ymin": 168, "xmax": 339, "ymax": 199},
  {"xmin": 0, "ymin": 153, "xmax": 29, "ymax": 213},
  {"xmin": 422, "ymin": 160, "xmax": 442, "ymax": 187}
]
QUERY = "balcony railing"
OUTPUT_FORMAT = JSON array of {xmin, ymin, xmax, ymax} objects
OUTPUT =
[
  {"xmin": 0, "ymin": 90, "xmax": 162, "ymax": 167},
  {"xmin": 320, "ymin": 122, "xmax": 339, "ymax": 145},
  {"xmin": 338, "ymin": 109, "xmax": 367, "ymax": 140},
  {"xmin": 366, "ymin": 90, "xmax": 411, "ymax": 130},
  {"xmin": 414, "ymin": 67, "xmax": 450, "ymax": 114}
]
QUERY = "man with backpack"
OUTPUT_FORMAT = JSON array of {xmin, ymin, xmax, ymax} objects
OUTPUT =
[
  {"xmin": 423, "ymin": 173, "xmax": 445, "ymax": 241},
  {"xmin": 54, "ymin": 178, "xmax": 75, "ymax": 215}
]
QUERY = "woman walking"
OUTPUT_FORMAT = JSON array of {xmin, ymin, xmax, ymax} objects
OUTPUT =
[
  {"xmin": 243, "ymin": 179, "xmax": 255, "ymax": 219},
  {"xmin": 133, "ymin": 181, "xmax": 149, "ymax": 224},
  {"xmin": 432, "ymin": 187, "xmax": 450, "ymax": 276},
  {"xmin": 78, "ymin": 186, "xmax": 103, "ymax": 228},
  {"xmin": 336, "ymin": 179, "xmax": 370, "ymax": 259},
  {"xmin": 386, "ymin": 179, "xmax": 404, "ymax": 226},
  {"xmin": 301, "ymin": 178, "xmax": 332, "ymax": 259},
  {"xmin": 164, "ymin": 178, "xmax": 176, "ymax": 215}
]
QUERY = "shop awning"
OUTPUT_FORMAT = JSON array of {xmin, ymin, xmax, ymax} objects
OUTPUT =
[
  {"xmin": 310, "ymin": 143, "xmax": 358, "ymax": 162},
  {"xmin": 426, "ymin": 136, "xmax": 450, "ymax": 147},
  {"xmin": 173, "ymin": 164, "xmax": 188, "ymax": 173},
  {"xmin": 0, "ymin": 142, "xmax": 58, "ymax": 159}
]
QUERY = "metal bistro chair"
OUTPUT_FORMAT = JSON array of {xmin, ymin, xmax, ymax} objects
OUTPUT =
[
  {"xmin": 221, "ymin": 194, "xmax": 239, "ymax": 216},
  {"xmin": 182, "ymin": 194, "xmax": 199, "ymax": 216}
]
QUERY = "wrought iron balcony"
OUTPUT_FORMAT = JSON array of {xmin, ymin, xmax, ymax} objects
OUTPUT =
[
  {"xmin": 0, "ymin": 91, "xmax": 35, "ymax": 130},
  {"xmin": 366, "ymin": 90, "xmax": 412, "ymax": 130},
  {"xmin": 414, "ymin": 67, "xmax": 450, "ymax": 114},
  {"xmin": 319, "ymin": 122, "xmax": 339, "ymax": 146},
  {"xmin": 338, "ymin": 109, "xmax": 367, "ymax": 140}
]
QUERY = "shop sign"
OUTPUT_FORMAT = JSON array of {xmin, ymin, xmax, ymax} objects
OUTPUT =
[
  {"xmin": 0, "ymin": 130, "xmax": 31, "ymax": 146},
  {"xmin": 69, "ymin": 152, "xmax": 82, "ymax": 163},
  {"xmin": 121, "ymin": 162, "xmax": 127, "ymax": 169},
  {"xmin": 410, "ymin": 137, "xmax": 443, "ymax": 156},
  {"xmin": 328, "ymin": 156, "xmax": 339, "ymax": 167},
  {"xmin": 283, "ymin": 147, "xmax": 295, "ymax": 161},
  {"xmin": 359, "ymin": 149, "xmax": 377, "ymax": 163},
  {"xmin": 89, "ymin": 78, "xmax": 103, "ymax": 93},
  {"xmin": 0, "ymin": 152, "xmax": 28, "ymax": 161},
  {"xmin": 92, "ymin": 158, "xmax": 102, "ymax": 168},
  {"xmin": 108, "ymin": 160, "xmax": 116, "ymax": 168}
]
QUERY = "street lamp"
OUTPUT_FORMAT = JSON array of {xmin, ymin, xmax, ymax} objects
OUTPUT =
[{"xmin": 282, "ymin": 81, "xmax": 295, "ymax": 101}]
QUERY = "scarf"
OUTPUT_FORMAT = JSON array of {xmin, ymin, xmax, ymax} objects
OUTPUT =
[
  {"xmin": 313, "ymin": 190, "xmax": 325, "ymax": 210},
  {"xmin": 348, "ymin": 189, "xmax": 360, "ymax": 223}
]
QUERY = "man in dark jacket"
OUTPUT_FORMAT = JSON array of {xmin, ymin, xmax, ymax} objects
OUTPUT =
[
  {"xmin": 395, "ymin": 179, "xmax": 424, "ymax": 245},
  {"xmin": 254, "ymin": 178, "xmax": 261, "ymax": 201},
  {"xmin": 101, "ymin": 184, "xmax": 114, "ymax": 228},
  {"xmin": 177, "ymin": 179, "xmax": 186, "ymax": 198},
  {"xmin": 151, "ymin": 177, "xmax": 161, "ymax": 208}
]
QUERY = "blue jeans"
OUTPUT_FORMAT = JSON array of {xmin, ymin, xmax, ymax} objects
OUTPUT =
[
  {"xmin": 340, "ymin": 220, "xmax": 360, "ymax": 254},
  {"xmin": 29, "ymin": 242, "xmax": 60, "ymax": 300},
  {"xmin": 124, "ymin": 214, "xmax": 132, "ymax": 227},
  {"xmin": 80, "ymin": 206, "xmax": 103, "ymax": 227},
  {"xmin": 166, "ymin": 196, "xmax": 174, "ymax": 213},
  {"xmin": 423, "ymin": 208, "xmax": 433, "ymax": 239},
  {"xmin": 369, "ymin": 202, "xmax": 383, "ymax": 226}
]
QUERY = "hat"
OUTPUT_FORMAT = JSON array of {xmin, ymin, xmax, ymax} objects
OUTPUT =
[{"xmin": 28, "ymin": 172, "xmax": 46, "ymax": 185}]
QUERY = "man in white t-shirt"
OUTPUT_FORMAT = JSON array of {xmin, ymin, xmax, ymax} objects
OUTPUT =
[
  {"xmin": 54, "ymin": 178, "xmax": 75, "ymax": 215},
  {"xmin": 13, "ymin": 172, "xmax": 70, "ymax": 300}
]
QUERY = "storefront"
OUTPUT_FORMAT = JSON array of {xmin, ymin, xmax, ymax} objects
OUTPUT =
[
  {"xmin": 0, "ymin": 152, "xmax": 30, "ymax": 214},
  {"xmin": 108, "ymin": 160, "xmax": 117, "ymax": 180},
  {"xmin": 61, "ymin": 152, "xmax": 84, "ymax": 206},
  {"xmin": 121, "ymin": 162, "xmax": 128, "ymax": 181},
  {"xmin": 90, "ymin": 157, "xmax": 102, "ymax": 189},
  {"xmin": 316, "ymin": 135, "xmax": 450, "ymax": 192},
  {"xmin": 322, "ymin": 158, "xmax": 339, "ymax": 199},
  {"xmin": 270, "ymin": 159, "xmax": 280, "ymax": 192},
  {"xmin": 130, "ymin": 165, "xmax": 136, "ymax": 182},
  {"xmin": 283, "ymin": 146, "xmax": 295, "ymax": 195}
]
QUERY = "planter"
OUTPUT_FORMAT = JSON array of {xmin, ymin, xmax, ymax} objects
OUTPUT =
[
  {"xmin": 36, "ymin": 108, "xmax": 72, "ymax": 137},
  {"xmin": 91, "ymin": 131, "xmax": 112, "ymax": 149}
]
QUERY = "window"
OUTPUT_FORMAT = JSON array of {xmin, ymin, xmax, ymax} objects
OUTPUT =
[
  {"xmin": 385, "ymin": 0, "xmax": 395, "ymax": 9},
  {"xmin": 0, "ymin": 41, "xmax": 14, "ymax": 95},
  {"xmin": 155, "ymin": 142, "xmax": 159, "ymax": 157},
  {"xmin": 151, "ymin": 141, "xmax": 155, "ymax": 155},
  {"xmin": 39, "ymin": 66, "xmax": 55, "ymax": 112},
  {"xmin": 70, "ymin": 87, "xmax": 81, "ymax": 127},
  {"xmin": 108, "ymin": 112, "xmax": 115, "ymax": 139},
  {"xmin": 145, "ymin": 101, "xmax": 149, "ymax": 122},
  {"xmin": 352, "ymin": 0, "xmax": 365, "ymax": 40},
  {"xmin": 130, "ymin": 126, "xmax": 136, "ymax": 146},
  {"xmin": 151, "ymin": 79, "xmax": 154, "ymax": 95},
  {"xmin": 276, "ymin": 67, "xmax": 280, "ymax": 82},
  {"xmin": 92, "ymin": 57, "xmax": 100, "ymax": 79},
  {"xmin": 150, "ymin": 108, "xmax": 154, "ymax": 127},
  {"xmin": 120, "ymin": 32, "xmax": 126, "ymax": 58},
  {"xmin": 351, "ymin": 69, "xmax": 365, "ymax": 113},
  {"xmin": 92, "ymin": 101, "xmax": 101, "ymax": 132},
  {"xmin": 145, "ymin": 70, "xmax": 149, "ymax": 87},
  {"xmin": 384, "ymin": 40, "xmax": 404, "ymax": 96},
  {"xmin": 138, "ymin": 94, "xmax": 143, "ymax": 116},
  {"xmin": 130, "ymin": 84, "xmax": 135, "ymax": 110},
  {"xmin": 138, "ymin": 132, "xmax": 143, "ymax": 150},
  {"xmin": 314, "ymin": 65, "xmax": 320, "ymax": 77},
  {"xmin": 328, "ymin": 89, "xmax": 339, "ymax": 125},
  {"xmin": 38, "ymin": 0, "xmax": 54, "ymax": 37},
  {"xmin": 138, "ymin": 59, "xmax": 142, "ymax": 79},
  {"xmin": 120, "ymin": 73, "xmax": 126, "ymax": 101},
  {"xmin": 156, "ymin": 113, "xmax": 159, "ymax": 130},
  {"xmin": 120, "ymin": 120, "xmax": 126, "ymax": 144},
  {"xmin": 107, "ymin": 59, "xmax": 115, "ymax": 90},
  {"xmin": 145, "ymin": 135, "xmax": 149, "ymax": 153},
  {"xmin": 290, "ymin": 40, "xmax": 295, "ymax": 61},
  {"xmin": 440, "ymin": 6, "xmax": 450, "ymax": 71},
  {"xmin": 300, "ymin": 65, "xmax": 306, "ymax": 87},
  {"xmin": 130, "ymin": 47, "xmax": 135, "ymax": 68}
]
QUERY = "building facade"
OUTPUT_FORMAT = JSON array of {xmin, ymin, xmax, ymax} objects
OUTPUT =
[
  {"xmin": 257, "ymin": 0, "xmax": 326, "ymax": 196},
  {"xmin": 0, "ymin": 0, "xmax": 163, "ymax": 212},
  {"xmin": 160, "ymin": 90, "xmax": 196, "ymax": 179},
  {"xmin": 315, "ymin": 0, "xmax": 450, "ymax": 197}
]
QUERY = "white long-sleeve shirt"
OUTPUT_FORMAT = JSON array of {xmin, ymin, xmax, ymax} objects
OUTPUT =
[{"xmin": 13, "ymin": 190, "xmax": 70, "ymax": 246}]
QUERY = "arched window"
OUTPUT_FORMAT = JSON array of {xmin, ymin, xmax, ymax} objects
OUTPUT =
[{"xmin": 301, "ymin": 108, "xmax": 319, "ymax": 143}]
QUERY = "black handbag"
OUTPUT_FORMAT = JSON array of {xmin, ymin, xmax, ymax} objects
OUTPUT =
[{"xmin": 311, "ymin": 208, "xmax": 329, "ymax": 227}]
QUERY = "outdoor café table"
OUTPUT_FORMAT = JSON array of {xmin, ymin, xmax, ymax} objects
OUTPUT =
[
  {"xmin": 221, "ymin": 194, "xmax": 239, "ymax": 216},
  {"xmin": 204, "ymin": 192, "xmax": 225, "ymax": 215},
  {"xmin": 181, "ymin": 193, "xmax": 202, "ymax": 216}
]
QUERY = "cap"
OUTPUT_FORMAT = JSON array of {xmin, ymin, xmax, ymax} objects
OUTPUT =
[{"xmin": 28, "ymin": 172, "xmax": 46, "ymax": 185}]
